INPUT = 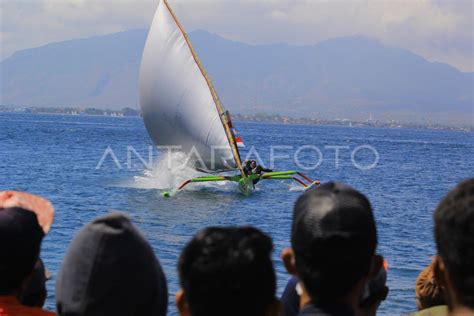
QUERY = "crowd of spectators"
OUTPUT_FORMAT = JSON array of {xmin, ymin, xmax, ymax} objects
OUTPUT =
[{"xmin": 1, "ymin": 178, "xmax": 472, "ymax": 316}]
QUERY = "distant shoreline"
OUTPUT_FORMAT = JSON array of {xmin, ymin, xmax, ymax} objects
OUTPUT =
[
  {"xmin": 0, "ymin": 106, "xmax": 471, "ymax": 132},
  {"xmin": 232, "ymin": 114, "xmax": 472, "ymax": 133}
]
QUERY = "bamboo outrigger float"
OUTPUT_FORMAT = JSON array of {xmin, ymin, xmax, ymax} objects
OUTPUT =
[{"xmin": 139, "ymin": 0, "xmax": 320, "ymax": 196}]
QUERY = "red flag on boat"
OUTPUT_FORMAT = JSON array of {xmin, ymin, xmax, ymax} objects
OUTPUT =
[
  {"xmin": 232, "ymin": 128, "xmax": 245, "ymax": 148},
  {"xmin": 235, "ymin": 136, "xmax": 245, "ymax": 148}
]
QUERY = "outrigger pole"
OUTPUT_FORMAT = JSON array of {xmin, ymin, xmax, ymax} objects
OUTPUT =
[{"xmin": 175, "ymin": 170, "xmax": 320, "ymax": 192}]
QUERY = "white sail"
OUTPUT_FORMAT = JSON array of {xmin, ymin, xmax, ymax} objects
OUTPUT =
[{"xmin": 139, "ymin": 0, "xmax": 238, "ymax": 171}]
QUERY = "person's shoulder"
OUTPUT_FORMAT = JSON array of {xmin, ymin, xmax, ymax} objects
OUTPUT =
[
  {"xmin": 0, "ymin": 305, "xmax": 56, "ymax": 316},
  {"xmin": 410, "ymin": 305, "xmax": 448, "ymax": 316},
  {"xmin": 0, "ymin": 296, "xmax": 55, "ymax": 316}
]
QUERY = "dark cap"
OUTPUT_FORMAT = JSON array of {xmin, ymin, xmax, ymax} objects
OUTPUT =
[
  {"xmin": 56, "ymin": 212, "xmax": 168, "ymax": 316},
  {"xmin": 0, "ymin": 207, "xmax": 45, "ymax": 294},
  {"xmin": 291, "ymin": 182, "xmax": 377, "ymax": 301}
]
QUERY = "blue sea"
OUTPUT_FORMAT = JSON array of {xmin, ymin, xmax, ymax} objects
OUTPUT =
[{"xmin": 1, "ymin": 112, "xmax": 472, "ymax": 315}]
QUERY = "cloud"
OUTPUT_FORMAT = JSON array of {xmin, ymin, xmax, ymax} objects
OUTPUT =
[
  {"xmin": 1, "ymin": 0, "xmax": 472, "ymax": 71},
  {"xmin": 0, "ymin": 0, "xmax": 157, "ymax": 59}
]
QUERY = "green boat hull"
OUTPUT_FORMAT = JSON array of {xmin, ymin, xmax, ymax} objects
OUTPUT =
[{"xmin": 237, "ymin": 175, "xmax": 259, "ymax": 195}]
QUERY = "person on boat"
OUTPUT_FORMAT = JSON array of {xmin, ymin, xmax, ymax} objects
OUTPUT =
[
  {"xmin": 250, "ymin": 160, "xmax": 273, "ymax": 175},
  {"xmin": 243, "ymin": 160, "xmax": 272, "ymax": 176},
  {"xmin": 243, "ymin": 160, "xmax": 252, "ymax": 176},
  {"xmin": 243, "ymin": 160, "xmax": 273, "ymax": 185},
  {"xmin": 176, "ymin": 226, "xmax": 280, "ymax": 316}
]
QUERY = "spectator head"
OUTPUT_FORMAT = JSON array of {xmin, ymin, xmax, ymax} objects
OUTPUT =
[
  {"xmin": 433, "ymin": 178, "xmax": 474, "ymax": 311},
  {"xmin": 0, "ymin": 191, "xmax": 54, "ymax": 296},
  {"xmin": 56, "ymin": 212, "xmax": 168, "ymax": 316},
  {"xmin": 177, "ymin": 226, "xmax": 279, "ymax": 316},
  {"xmin": 282, "ymin": 182, "xmax": 378, "ymax": 307},
  {"xmin": 416, "ymin": 261, "xmax": 445, "ymax": 310}
]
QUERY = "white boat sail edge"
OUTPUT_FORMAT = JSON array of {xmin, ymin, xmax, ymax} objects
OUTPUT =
[{"xmin": 139, "ymin": 0, "xmax": 241, "ymax": 171}]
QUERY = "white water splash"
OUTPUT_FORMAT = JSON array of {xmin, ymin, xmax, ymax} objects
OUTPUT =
[
  {"xmin": 132, "ymin": 152, "xmax": 232, "ymax": 191},
  {"xmin": 288, "ymin": 182, "xmax": 306, "ymax": 191},
  {"xmin": 131, "ymin": 152, "xmax": 198, "ymax": 189}
]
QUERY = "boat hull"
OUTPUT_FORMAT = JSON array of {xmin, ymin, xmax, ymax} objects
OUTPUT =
[{"xmin": 238, "ymin": 176, "xmax": 257, "ymax": 195}]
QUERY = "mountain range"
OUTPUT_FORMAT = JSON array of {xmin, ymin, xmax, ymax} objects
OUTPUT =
[{"xmin": 1, "ymin": 29, "xmax": 472, "ymax": 125}]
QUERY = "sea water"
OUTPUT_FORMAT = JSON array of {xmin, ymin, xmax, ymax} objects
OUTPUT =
[{"xmin": 1, "ymin": 112, "xmax": 472, "ymax": 315}]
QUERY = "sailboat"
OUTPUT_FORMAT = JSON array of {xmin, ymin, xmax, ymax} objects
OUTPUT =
[{"xmin": 139, "ymin": 0, "xmax": 319, "ymax": 196}]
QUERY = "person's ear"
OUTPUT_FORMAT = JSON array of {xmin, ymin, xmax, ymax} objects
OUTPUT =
[
  {"xmin": 281, "ymin": 247, "xmax": 297, "ymax": 275},
  {"xmin": 175, "ymin": 289, "xmax": 191, "ymax": 316},
  {"xmin": 264, "ymin": 299, "xmax": 281, "ymax": 316},
  {"xmin": 433, "ymin": 255, "xmax": 447, "ymax": 288},
  {"xmin": 368, "ymin": 254, "xmax": 384, "ymax": 278}
]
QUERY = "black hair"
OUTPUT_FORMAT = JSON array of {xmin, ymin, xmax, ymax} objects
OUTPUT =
[
  {"xmin": 20, "ymin": 259, "xmax": 47, "ymax": 307},
  {"xmin": 434, "ymin": 178, "xmax": 474, "ymax": 308},
  {"xmin": 178, "ymin": 226, "xmax": 276, "ymax": 316},
  {"xmin": 0, "ymin": 207, "xmax": 44, "ymax": 294},
  {"xmin": 291, "ymin": 182, "xmax": 377, "ymax": 303}
]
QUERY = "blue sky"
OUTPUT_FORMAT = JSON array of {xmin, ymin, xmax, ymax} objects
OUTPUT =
[{"xmin": 1, "ymin": 0, "xmax": 472, "ymax": 71}]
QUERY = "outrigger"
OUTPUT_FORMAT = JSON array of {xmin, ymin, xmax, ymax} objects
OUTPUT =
[
  {"xmin": 171, "ymin": 171, "xmax": 320, "ymax": 196},
  {"xmin": 140, "ymin": 0, "xmax": 320, "ymax": 197}
]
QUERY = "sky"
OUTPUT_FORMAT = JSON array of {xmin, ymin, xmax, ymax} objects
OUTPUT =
[{"xmin": 1, "ymin": 0, "xmax": 473, "ymax": 72}]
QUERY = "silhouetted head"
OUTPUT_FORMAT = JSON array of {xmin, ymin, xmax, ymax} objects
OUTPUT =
[
  {"xmin": 434, "ymin": 178, "xmax": 474, "ymax": 310},
  {"xmin": 0, "ymin": 191, "xmax": 54, "ymax": 296},
  {"xmin": 290, "ymin": 182, "xmax": 377, "ymax": 303},
  {"xmin": 0, "ymin": 207, "xmax": 44, "ymax": 295},
  {"xmin": 56, "ymin": 212, "xmax": 168, "ymax": 316},
  {"xmin": 177, "ymin": 226, "xmax": 278, "ymax": 316}
]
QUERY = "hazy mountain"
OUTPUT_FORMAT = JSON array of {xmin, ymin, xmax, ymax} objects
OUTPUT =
[
  {"xmin": 0, "ymin": 29, "xmax": 147, "ymax": 109},
  {"xmin": 1, "ymin": 29, "xmax": 472, "ymax": 124}
]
